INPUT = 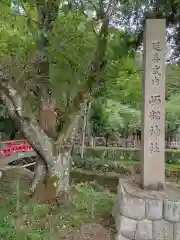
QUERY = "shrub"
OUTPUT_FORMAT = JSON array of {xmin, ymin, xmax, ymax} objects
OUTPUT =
[
  {"xmin": 165, "ymin": 149, "xmax": 180, "ymax": 164},
  {"xmin": 73, "ymin": 147, "xmax": 180, "ymax": 164},
  {"xmin": 73, "ymin": 147, "xmax": 139, "ymax": 162},
  {"xmin": 73, "ymin": 153, "xmax": 139, "ymax": 175}
]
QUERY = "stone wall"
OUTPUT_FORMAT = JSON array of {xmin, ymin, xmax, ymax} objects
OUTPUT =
[{"xmin": 113, "ymin": 179, "xmax": 180, "ymax": 240}]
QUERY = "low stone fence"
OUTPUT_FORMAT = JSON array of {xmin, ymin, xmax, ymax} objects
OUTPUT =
[{"xmin": 113, "ymin": 179, "xmax": 180, "ymax": 240}]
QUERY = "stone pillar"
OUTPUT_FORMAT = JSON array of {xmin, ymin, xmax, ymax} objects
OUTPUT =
[
  {"xmin": 113, "ymin": 18, "xmax": 180, "ymax": 240},
  {"xmin": 141, "ymin": 19, "xmax": 166, "ymax": 190}
]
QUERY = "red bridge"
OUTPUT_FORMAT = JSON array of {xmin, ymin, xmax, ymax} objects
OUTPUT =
[
  {"xmin": 0, "ymin": 139, "xmax": 33, "ymax": 157},
  {"xmin": 0, "ymin": 139, "xmax": 36, "ymax": 165}
]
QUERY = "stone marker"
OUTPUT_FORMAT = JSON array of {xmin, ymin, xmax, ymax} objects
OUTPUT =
[
  {"xmin": 141, "ymin": 18, "xmax": 166, "ymax": 190},
  {"xmin": 113, "ymin": 18, "xmax": 180, "ymax": 240}
]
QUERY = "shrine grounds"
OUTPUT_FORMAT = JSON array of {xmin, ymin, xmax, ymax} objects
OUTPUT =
[{"xmin": 0, "ymin": 147, "xmax": 180, "ymax": 239}]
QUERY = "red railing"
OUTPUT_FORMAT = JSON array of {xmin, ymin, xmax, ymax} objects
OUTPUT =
[{"xmin": 0, "ymin": 139, "xmax": 32, "ymax": 157}]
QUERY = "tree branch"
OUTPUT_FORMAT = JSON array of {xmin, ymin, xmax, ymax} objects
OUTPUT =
[
  {"xmin": 0, "ymin": 73, "xmax": 54, "ymax": 168},
  {"xmin": 56, "ymin": 14, "xmax": 109, "ymax": 145},
  {"xmin": 45, "ymin": 0, "xmax": 61, "ymax": 32}
]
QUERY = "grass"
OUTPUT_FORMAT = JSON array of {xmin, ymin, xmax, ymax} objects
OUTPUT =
[
  {"xmin": 73, "ymin": 147, "xmax": 180, "ymax": 167},
  {"xmin": 119, "ymin": 160, "xmax": 180, "ymax": 169},
  {"xmin": 2, "ymin": 154, "xmax": 180, "ymax": 240},
  {"xmin": 119, "ymin": 160, "xmax": 180, "ymax": 170},
  {"xmin": 73, "ymin": 156, "xmax": 180, "ymax": 186},
  {"xmin": 74, "ymin": 155, "xmax": 180, "ymax": 174},
  {"xmin": 0, "ymin": 173, "xmax": 115, "ymax": 240}
]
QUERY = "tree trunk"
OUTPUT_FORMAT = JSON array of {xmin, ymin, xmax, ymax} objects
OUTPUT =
[
  {"xmin": 86, "ymin": 100, "xmax": 93, "ymax": 146},
  {"xmin": 80, "ymin": 100, "xmax": 88, "ymax": 159},
  {"xmin": 31, "ymin": 147, "xmax": 73, "ymax": 203},
  {"xmin": 0, "ymin": 80, "xmax": 80, "ymax": 203},
  {"xmin": 30, "ymin": 156, "xmax": 47, "ymax": 194},
  {"xmin": 49, "ymin": 150, "xmax": 71, "ymax": 193},
  {"xmin": 30, "ymin": 116, "xmax": 79, "ymax": 203}
]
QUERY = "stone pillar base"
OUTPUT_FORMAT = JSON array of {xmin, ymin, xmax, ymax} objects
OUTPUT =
[{"xmin": 112, "ymin": 178, "xmax": 180, "ymax": 240}]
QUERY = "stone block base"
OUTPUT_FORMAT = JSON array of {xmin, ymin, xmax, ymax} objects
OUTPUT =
[{"xmin": 113, "ymin": 179, "xmax": 180, "ymax": 240}]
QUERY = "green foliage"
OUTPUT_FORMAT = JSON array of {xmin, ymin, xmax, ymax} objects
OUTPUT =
[
  {"xmin": 0, "ymin": 0, "xmax": 180, "ymax": 145},
  {"xmin": 91, "ymin": 99, "xmax": 141, "ymax": 136},
  {"xmin": 0, "ymin": 1, "xmax": 99, "ymax": 120},
  {"xmin": 0, "ymin": 179, "xmax": 114, "ymax": 239},
  {"xmin": 73, "ymin": 154, "xmax": 137, "ymax": 174},
  {"xmin": 73, "ymin": 148, "xmax": 180, "ymax": 166},
  {"xmin": 0, "ymin": 214, "xmax": 15, "ymax": 239},
  {"xmin": 22, "ymin": 204, "xmax": 49, "ymax": 218},
  {"xmin": 49, "ymin": 12, "xmax": 96, "ymax": 112},
  {"xmin": 0, "ymin": 103, "xmax": 17, "ymax": 140},
  {"xmin": 165, "ymin": 149, "xmax": 180, "ymax": 164},
  {"xmin": 73, "ymin": 153, "xmax": 180, "ymax": 184},
  {"xmin": 166, "ymin": 63, "xmax": 180, "ymax": 99},
  {"xmin": 175, "ymin": 0, "xmax": 180, "ymax": 16},
  {"xmin": 165, "ymin": 94, "xmax": 180, "ymax": 134},
  {"xmin": 0, "ymin": 3, "xmax": 35, "ymax": 58},
  {"xmin": 0, "ymin": 103, "xmax": 9, "ymax": 119},
  {"xmin": 96, "ymin": 30, "xmax": 141, "ymax": 107},
  {"xmin": 165, "ymin": 64, "xmax": 180, "ymax": 137},
  {"xmin": 105, "ymin": 100, "xmax": 141, "ymax": 133}
]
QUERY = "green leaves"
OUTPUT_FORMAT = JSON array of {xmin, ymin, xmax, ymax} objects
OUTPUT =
[
  {"xmin": 165, "ymin": 94, "xmax": 180, "ymax": 132},
  {"xmin": 166, "ymin": 63, "xmax": 180, "ymax": 100},
  {"xmin": 49, "ymin": 12, "xmax": 96, "ymax": 111},
  {"xmin": 1, "ymin": 0, "xmax": 179, "ymax": 143},
  {"xmin": 91, "ymin": 98, "xmax": 141, "ymax": 136},
  {"xmin": 105, "ymin": 100, "xmax": 141, "ymax": 132},
  {"xmin": 174, "ymin": 0, "xmax": 180, "ymax": 16},
  {"xmin": 0, "ymin": 104, "xmax": 9, "ymax": 119},
  {"xmin": 77, "ymin": 21, "xmax": 86, "ymax": 32}
]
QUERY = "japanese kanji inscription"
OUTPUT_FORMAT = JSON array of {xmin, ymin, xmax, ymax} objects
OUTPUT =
[
  {"xmin": 141, "ymin": 19, "xmax": 166, "ymax": 189},
  {"xmin": 147, "ymin": 40, "xmax": 163, "ymax": 154}
]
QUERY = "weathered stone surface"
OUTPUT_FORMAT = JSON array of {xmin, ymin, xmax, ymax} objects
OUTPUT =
[
  {"xmin": 112, "ymin": 197, "xmax": 117, "ymax": 218},
  {"xmin": 120, "ymin": 192, "xmax": 145, "ymax": 220},
  {"xmin": 113, "ymin": 180, "xmax": 180, "ymax": 240},
  {"xmin": 115, "ymin": 234, "xmax": 129, "ymax": 240},
  {"xmin": 164, "ymin": 200, "xmax": 180, "ymax": 222},
  {"xmin": 116, "ymin": 216, "xmax": 137, "ymax": 240},
  {"xmin": 135, "ymin": 219, "xmax": 152, "ymax": 240},
  {"xmin": 115, "ymin": 215, "xmax": 121, "ymax": 232},
  {"xmin": 112, "ymin": 204, "xmax": 116, "ymax": 218},
  {"xmin": 113, "ymin": 191, "xmax": 121, "ymax": 218},
  {"xmin": 174, "ymin": 222, "xmax": 180, "ymax": 240},
  {"xmin": 113, "ymin": 179, "xmax": 123, "ymax": 215},
  {"xmin": 141, "ymin": 19, "xmax": 166, "ymax": 189},
  {"xmin": 152, "ymin": 219, "xmax": 173, "ymax": 240},
  {"xmin": 146, "ymin": 199, "xmax": 163, "ymax": 220}
]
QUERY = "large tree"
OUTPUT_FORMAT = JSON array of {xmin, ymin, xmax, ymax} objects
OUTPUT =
[
  {"xmin": 0, "ymin": 0, "xmax": 115, "ymax": 200},
  {"xmin": 1, "ymin": 0, "xmax": 180, "ymax": 201}
]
